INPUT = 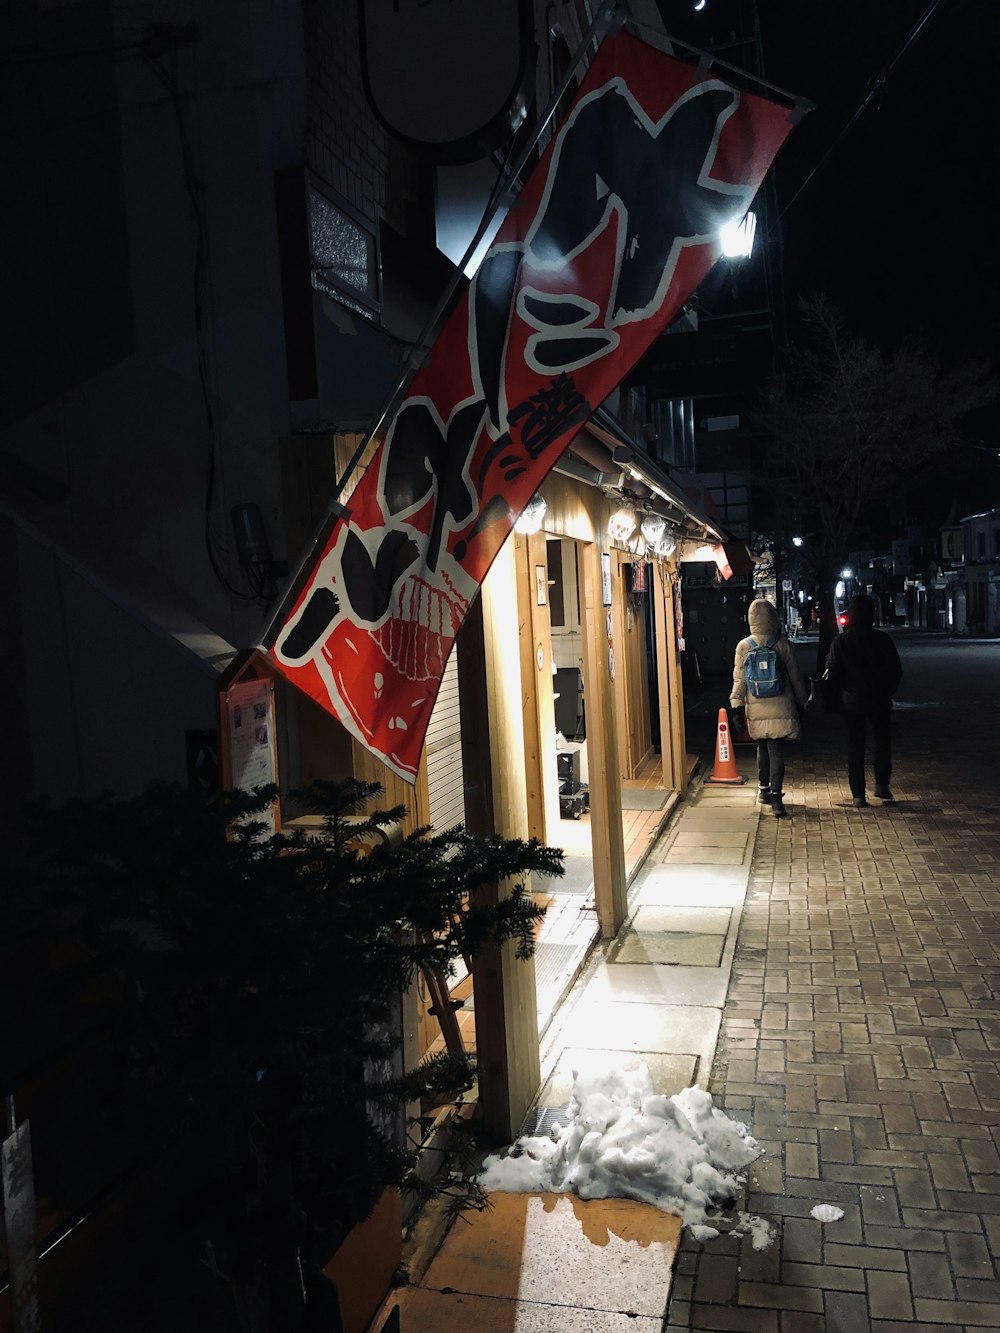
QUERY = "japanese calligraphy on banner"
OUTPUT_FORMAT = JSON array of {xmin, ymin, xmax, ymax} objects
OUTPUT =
[{"xmin": 271, "ymin": 31, "xmax": 797, "ymax": 782}]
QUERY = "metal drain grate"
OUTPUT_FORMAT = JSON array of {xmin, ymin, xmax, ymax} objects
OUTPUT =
[{"xmin": 523, "ymin": 1105, "xmax": 574, "ymax": 1137}]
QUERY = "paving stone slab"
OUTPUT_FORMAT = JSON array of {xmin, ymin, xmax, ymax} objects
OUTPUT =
[
  {"xmin": 387, "ymin": 1286, "xmax": 665, "ymax": 1330},
  {"xmin": 560, "ymin": 999, "xmax": 720, "ymax": 1057},
  {"xmin": 585, "ymin": 960, "xmax": 731, "ymax": 1008},
  {"xmin": 634, "ymin": 870, "xmax": 749, "ymax": 907},
  {"xmin": 629, "ymin": 906, "xmax": 733, "ymax": 935},
  {"xmin": 663, "ymin": 845, "xmax": 750, "ymax": 865},
  {"xmin": 537, "ymin": 1048, "xmax": 698, "ymax": 1108},
  {"xmin": 421, "ymin": 1193, "xmax": 681, "ymax": 1318},
  {"xmin": 671, "ymin": 828, "xmax": 752, "ymax": 848},
  {"xmin": 615, "ymin": 931, "xmax": 725, "ymax": 967}
]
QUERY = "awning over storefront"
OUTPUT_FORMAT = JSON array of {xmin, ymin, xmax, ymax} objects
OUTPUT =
[{"xmin": 560, "ymin": 411, "xmax": 750, "ymax": 578}]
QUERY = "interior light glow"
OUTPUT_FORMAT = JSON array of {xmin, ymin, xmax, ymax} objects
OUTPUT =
[
  {"xmin": 719, "ymin": 210, "xmax": 757, "ymax": 259},
  {"xmin": 514, "ymin": 493, "xmax": 547, "ymax": 535}
]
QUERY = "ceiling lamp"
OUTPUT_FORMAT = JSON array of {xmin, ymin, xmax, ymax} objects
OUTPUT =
[
  {"xmin": 514, "ymin": 493, "xmax": 547, "ymax": 535},
  {"xmin": 608, "ymin": 507, "xmax": 637, "ymax": 544}
]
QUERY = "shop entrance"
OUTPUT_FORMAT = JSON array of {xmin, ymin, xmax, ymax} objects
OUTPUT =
[{"xmin": 530, "ymin": 535, "xmax": 599, "ymax": 1034}]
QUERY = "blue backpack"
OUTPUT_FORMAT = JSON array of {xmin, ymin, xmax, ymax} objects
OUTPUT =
[{"xmin": 743, "ymin": 636, "xmax": 784, "ymax": 698}]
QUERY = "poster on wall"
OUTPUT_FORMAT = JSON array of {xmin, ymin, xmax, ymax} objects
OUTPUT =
[
  {"xmin": 226, "ymin": 678, "xmax": 279, "ymax": 836},
  {"xmin": 601, "ymin": 552, "xmax": 613, "ymax": 607},
  {"xmin": 535, "ymin": 563, "xmax": 547, "ymax": 605},
  {"xmin": 675, "ymin": 577, "xmax": 686, "ymax": 653}
]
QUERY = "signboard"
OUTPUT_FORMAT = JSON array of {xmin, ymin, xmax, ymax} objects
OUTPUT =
[
  {"xmin": 226, "ymin": 678, "xmax": 278, "ymax": 835},
  {"xmin": 359, "ymin": 0, "xmax": 534, "ymax": 163},
  {"xmin": 216, "ymin": 652, "xmax": 284, "ymax": 836}
]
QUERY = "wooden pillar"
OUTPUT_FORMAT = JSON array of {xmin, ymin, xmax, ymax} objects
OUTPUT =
[
  {"xmin": 610, "ymin": 550, "xmax": 630, "ymax": 780},
  {"xmin": 458, "ymin": 540, "xmax": 540, "ymax": 1142},
  {"xmin": 654, "ymin": 560, "xmax": 688, "ymax": 792},
  {"xmin": 580, "ymin": 542, "xmax": 627, "ymax": 940},
  {"xmin": 514, "ymin": 533, "xmax": 560, "ymax": 843}
]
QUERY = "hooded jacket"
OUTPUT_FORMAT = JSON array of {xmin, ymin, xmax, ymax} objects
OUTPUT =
[
  {"xmin": 824, "ymin": 594, "xmax": 902, "ymax": 713},
  {"xmin": 730, "ymin": 598, "xmax": 808, "ymax": 740}
]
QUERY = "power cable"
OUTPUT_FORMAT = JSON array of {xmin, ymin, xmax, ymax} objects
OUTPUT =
[
  {"xmin": 140, "ymin": 31, "xmax": 265, "ymax": 603},
  {"xmin": 776, "ymin": 0, "xmax": 944, "ymax": 223}
]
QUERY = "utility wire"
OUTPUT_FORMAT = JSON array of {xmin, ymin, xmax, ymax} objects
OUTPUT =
[{"xmin": 777, "ymin": 0, "xmax": 944, "ymax": 223}]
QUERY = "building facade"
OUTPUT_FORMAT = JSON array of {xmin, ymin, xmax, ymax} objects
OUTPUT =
[{"xmin": 4, "ymin": 9, "xmax": 749, "ymax": 1323}]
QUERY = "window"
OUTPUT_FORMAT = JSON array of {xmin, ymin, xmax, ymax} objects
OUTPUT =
[
  {"xmin": 308, "ymin": 188, "xmax": 379, "ymax": 320},
  {"xmin": 977, "ymin": 530, "xmax": 986, "ymax": 560},
  {"xmin": 653, "ymin": 398, "xmax": 695, "ymax": 469}
]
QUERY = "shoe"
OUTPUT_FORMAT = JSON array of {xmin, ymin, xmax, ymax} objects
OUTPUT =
[
  {"xmin": 758, "ymin": 787, "xmax": 772, "ymax": 805},
  {"xmin": 771, "ymin": 793, "xmax": 787, "ymax": 817},
  {"xmin": 874, "ymin": 785, "xmax": 894, "ymax": 801},
  {"xmin": 852, "ymin": 796, "xmax": 869, "ymax": 809}
]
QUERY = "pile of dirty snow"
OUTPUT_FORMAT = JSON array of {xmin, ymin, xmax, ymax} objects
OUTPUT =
[{"xmin": 478, "ymin": 1064, "xmax": 772, "ymax": 1247}]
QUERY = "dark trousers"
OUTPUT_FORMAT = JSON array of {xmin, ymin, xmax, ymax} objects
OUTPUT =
[
  {"xmin": 757, "ymin": 739, "xmax": 785, "ymax": 795},
  {"xmin": 844, "ymin": 705, "xmax": 892, "ymax": 799}
]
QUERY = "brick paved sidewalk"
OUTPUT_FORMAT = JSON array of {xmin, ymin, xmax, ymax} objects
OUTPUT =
[{"xmin": 667, "ymin": 635, "xmax": 1000, "ymax": 1332}]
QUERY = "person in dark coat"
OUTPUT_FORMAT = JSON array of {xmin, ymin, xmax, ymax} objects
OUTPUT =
[
  {"xmin": 823, "ymin": 593, "xmax": 903, "ymax": 808},
  {"xmin": 730, "ymin": 598, "xmax": 808, "ymax": 818}
]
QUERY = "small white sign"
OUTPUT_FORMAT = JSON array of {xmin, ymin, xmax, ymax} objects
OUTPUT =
[{"xmin": 782, "ymin": 579, "xmax": 793, "ymax": 591}]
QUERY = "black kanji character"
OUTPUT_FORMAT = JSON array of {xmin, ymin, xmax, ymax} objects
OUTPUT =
[{"xmin": 507, "ymin": 373, "xmax": 591, "ymax": 461}]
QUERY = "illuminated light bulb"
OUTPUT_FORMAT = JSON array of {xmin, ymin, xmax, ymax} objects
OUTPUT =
[
  {"xmin": 608, "ymin": 508, "xmax": 638, "ymax": 543},
  {"xmin": 514, "ymin": 493, "xmax": 547, "ymax": 535},
  {"xmin": 640, "ymin": 515, "xmax": 667, "ymax": 547}
]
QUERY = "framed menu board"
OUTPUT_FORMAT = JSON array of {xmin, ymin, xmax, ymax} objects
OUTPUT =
[{"xmin": 216, "ymin": 649, "xmax": 282, "ymax": 835}]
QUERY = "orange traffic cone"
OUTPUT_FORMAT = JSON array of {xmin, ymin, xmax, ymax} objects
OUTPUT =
[{"xmin": 704, "ymin": 709, "xmax": 749, "ymax": 785}]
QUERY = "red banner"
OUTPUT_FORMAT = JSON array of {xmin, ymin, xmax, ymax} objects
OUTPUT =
[{"xmin": 271, "ymin": 31, "xmax": 796, "ymax": 782}]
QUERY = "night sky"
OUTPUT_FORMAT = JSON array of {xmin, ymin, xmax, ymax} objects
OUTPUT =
[
  {"xmin": 762, "ymin": 0, "xmax": 998, "ymax": 366},
  {"xmin": 664, "ymin": 0, "xmax": 999, "ymax": 367}
]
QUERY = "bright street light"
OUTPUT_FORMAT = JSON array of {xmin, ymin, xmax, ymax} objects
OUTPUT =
[
  {"xmin": 792, "ymin": 536, "xmax": 803, "ymax": 547},
  {"xmin": 719, "ymin": 211, "xmax": 756, "ymax": 259},
  {"xmin": 841, "ymin": 566, "xmax": 853, "ymax": 579}
]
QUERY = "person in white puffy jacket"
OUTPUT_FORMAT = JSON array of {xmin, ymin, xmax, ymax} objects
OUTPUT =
[{"xmin": 729, "ymin": 597, "xmax": 808, "ymax": 817}]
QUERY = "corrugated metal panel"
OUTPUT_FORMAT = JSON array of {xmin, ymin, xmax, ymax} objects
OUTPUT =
[{"xmin": 426, "ymin": 652, "xmax": 465, "ymax": 833}]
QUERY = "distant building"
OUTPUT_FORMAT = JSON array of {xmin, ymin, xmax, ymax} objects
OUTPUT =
[{"xmin": 952, "ymin": 508, "xmax": 1000, "ymax": 636}]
